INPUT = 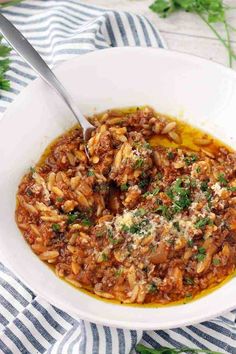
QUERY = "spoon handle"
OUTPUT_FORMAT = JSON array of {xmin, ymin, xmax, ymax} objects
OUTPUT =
[{"xmin": 0, "ymin": 13, "xmax": 94, "ymax": 139}]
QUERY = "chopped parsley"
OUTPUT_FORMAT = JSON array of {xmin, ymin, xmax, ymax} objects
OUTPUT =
[
  {"xmin": 184, "ymin": 154, "xmax": 198, "ymax": 166},
  {"xmin": 212, "ymin": 258, "xmax": 221, "ymax": 266},
  {"xmin": 138, "ymin": 178, "xmax": 150, "ymax": 189},
  {"xmin": 81, "ymin": 218, "xmax": 93, "ymax": 227},
  {"xmin": 156, "ymin": 205, "xmax": 173, "ymax": 220},
  {"xmin": 167, "ymin": 178, "xmax": 192, "ymax": 213},
  {"xmin": 228, "ymin": 186, "xmax": 236, "ymax": 192},
  {"xmin": 56, "ymin": 197, "xmax": 64, "ymax": 202},
  {"xmin": 121, "ymin": 224, "xmax": 130, "ymax": 233},
  {"xmin": 52, "ymin": 223, "xmax": 60, "ymax": 232},
  {"xmin": 87, "ymin": 170, "xmax": 95, "ymax": 176},
  {"xmin": 196, "ymin": 166, "xmax": 201, "ymax": 173},
  {"xmin": 121, "ymin": 219, "xmax": 150, "ymax": 235},
  {"xmin": 196, "ymin": 254, "xmax": 206, "ymax": 262},
  {"xmin": 108, "ymin": 229, "xmax": 119, "ymax": 245},
  {"xmin": 148, "ymin": 283, "xmax": 157, "ymax": 293},
  {"xmin": 143, "ymin": 187, "xmax": 159, "ymax": 197},
  {"xmin": 184, "ymin": 277, "xmax": 194, "ymax": 285},
  {"xmin": 195, "ymin": 217, "xmax": 212, "ymax": 229},
  {"xmin": 115, "ymin": 268, "xmax": 123, "ymax": 277},
  {"xmin": 26, "ymin": 188, "xmax": 33, "ymax": 197},
  {"xmin": 167, "ymin": 151, "xmax": 175, "ymax": 160},
  {"xmin": 102, "ymin": 253, "xmax": 108, "ymax": 262},
  {"xmin": 134, "ymin": 158, "xmax": 144, "ymax": 169},
  {"xmin": 196, "ymin": 247, "xmax": 206, "ymax": 262},
  {"xmin": 120, "ymin": 183, "xmax": 129, "ymax": 191},
  {"xmin": 67, "ymin": 212, "xmax": 79, "ymax": 224},
  {"xmin": 218, "ymin": 173, "xmax": 228, "ymax": 186},
  {"xmin": 198, "ymin": 247, "xmax": 206, "ymax": 254},
  {"xmin": 144, "ymin": 142, "xmax": 152, "ymax": 150},
  {"xmin": 188, "ymin": 239, "xmax": 194, "ymax": 247},
  {"xmin": 200, "ymin": 180, "xmax": 209, "ymax": 192},
  {"xmin": 152, "ymin": 187, "xmax": 160, "ymax": 196},
  {"xmin": 173, "ymin": 221, "xmax": 180, "ymax": 232},
  {"xmin": 134, "ymin": 208, "xmax": 147, "ymax": 217}
]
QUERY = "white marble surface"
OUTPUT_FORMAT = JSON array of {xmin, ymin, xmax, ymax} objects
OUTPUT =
[{"xmin": 82, "ymin": 0, "xmax": 236, "ymax": 69}]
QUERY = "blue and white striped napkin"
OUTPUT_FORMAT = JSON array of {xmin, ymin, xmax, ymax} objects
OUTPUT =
[{"xmin": 0, "ymin": 1, "xmax": 235, "ymax": 353}]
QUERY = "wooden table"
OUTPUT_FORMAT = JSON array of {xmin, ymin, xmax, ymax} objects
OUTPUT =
[{"xmin": 83, "ymin": 0, "xmax": 236, "ymax": 69}]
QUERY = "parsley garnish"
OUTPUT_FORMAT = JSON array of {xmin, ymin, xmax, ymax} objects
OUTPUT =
[
  {"xmin": 149, "ymin": 0, "xmax": 236, "ymax": 68},
  {"xmin": 67, "ymin": 212, "xmax": 79, "ymax": 224},
  {"xmin": 134, "ymin": 158, "xmax": 144, "ymax": 169},
  {"xmin": 184, "ymin": 154, "xmax": 198, "ymax": 166},
  {"xmin": 148, "ymin": 283, "xmax": 157, "ymax": 293},
  {"xmin": 196, "ymin": 166, "xmax": 201, "ymax": 173},
  {"xmin": 167, "ymin": 151, "xmax": 175, "ymax": 160},
  {"xmin": 87, "ymin": 170, "xmax": 95, "ymax": 176},
  {"xmin": 195, "ymin": 217, "xmax": 212, "ymax": 229},
  {"xmin": 102, "ymin": 253, "xmax": 108, "ymax": 261},
  {"xmin": 228, "ymin": 186, "xmax": 236, "ymax": 192},
  {"xmin": 81, "ymin": 218, "xmax": 93, "ymax": 227},
  {"xmin": 108, "ymin": 229, "xmax": 119, "ymax": 245},
  {"xmin": 188, "ymin": 239, "xmax": 194, "ymax": 247},
  {"xmin": 121, "ymin": 224, "xmax": 130, "ymax": 233},
  {"xmin": 120, "ymin": 183, "xmax": 129, "ymax": 191},
  {"xmin": 196, "ymin": 247, "xmax": 206, "ymax": 262},
  {"xmin": 213, "ymin": 258, "xmax": 221, "ymax": 266},
  {"xmin": 135, "ymin": 208, "xmax": 147, "ymax": 217},
  {"xmin": 138, "ymin": 178, "xmax": 150, "ymax": 189},
  {"xmin": 115, "ymin": 268, "xmax": 123, "ymax": 277},
  {"xmin": 156, "ymin": 205, "xmax": 173, "ymax": 220},
  {"xmin": 52, "ymin": 223, "xmax": 60, "ymax": 232},
  {"xmin": 144, "ymin": 142, "xmax": 152, "ymax": 150},
  {"xmin": 0, "ymin": 38, "xmax": 11, "ymax": 92},
  {"xmin": 184, "ymin": 277, "xmax": 194, "ymax": 285},
  {"xmin": 136, "ymin": 343, "xmax": 224, "ymax": 353},
  {"xmin": 56, "ymin": 197, "xmax": 64, "ymax": 202},
  {"xmin": 167, "ymin": 178, "xmax": 192, "ymax": 213},
  {"xmin": 173, "ymin": 221, "xmax": 180, "ymax": 232},
  {"xmin": 218, "ymin": 173, "xmax": 228, "ymax": 186},
  {"xmin": 200, "ymin": 180, "xmax": 209, "ymax": 192}
]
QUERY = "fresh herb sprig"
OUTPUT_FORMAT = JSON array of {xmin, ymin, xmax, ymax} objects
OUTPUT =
[
  {"xmin": 0, "ymin": 1, "xmax": 23, "ymax": 91},
  {"xmin": 149, "ymin": 0, "xmax": 236, "ymax": 67},
  {"xmin": 0, "ymin": 37, "xmax": 11, "ymax": 91},
  {"xmin": 136, "ymin": 343, "xmax": 224, "ymax": 354}
]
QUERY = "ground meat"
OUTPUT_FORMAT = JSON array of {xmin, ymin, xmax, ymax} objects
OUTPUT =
[{"xmin": 15, "ymin": 107, "xmax": 236, "ymax": 305}]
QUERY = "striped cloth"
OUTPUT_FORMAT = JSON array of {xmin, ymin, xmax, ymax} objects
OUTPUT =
[{"xmin": 0, "ymin": 1, "xmax": 235, "ymax": 353}]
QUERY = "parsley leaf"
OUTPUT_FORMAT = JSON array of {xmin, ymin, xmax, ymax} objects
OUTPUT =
[
  {"xmin": 148, "ymin": 283, "xmax": 158, "ymax": 293},
  {"xmin": 218, "ymin": 173, "xmax": 228, "ymax": 186},
  {"xmin": 213, "ymin": 258, "xmax": 221, "ymax": 266},
  {"xmin": 184, "ymin": 154, "xmax": 198, "ymax": 166},
  {"xmin": 134, "ymin": 158, "xmax": 144, "ymax": 169},
  {"xmin": 149, "ymin": 0, "xmax": 236, "ymax": 68},
  {"xmin": 120, "ymin": 183, "xmax": 129, "ymax": 191},
  {"xmin": 195, "ymin": 217, "xmax": 212, "ymax": 229},
  {"xmin": 67, "ymin": 212, "xmax": 79, "ymax": 224},
  {"xmin": 52, "ymin": 223, "xmax": 60, "ymax": 232}
]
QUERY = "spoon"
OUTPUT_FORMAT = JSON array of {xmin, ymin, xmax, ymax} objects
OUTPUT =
[{"xmin": 0, "ymin": 13, "xmax": 95, "ymax": 145}]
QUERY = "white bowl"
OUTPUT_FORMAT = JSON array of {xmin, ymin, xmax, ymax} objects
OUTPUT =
[{"xmin": 0, "ymin": 47, "xmax": 235, "ymax": 330}]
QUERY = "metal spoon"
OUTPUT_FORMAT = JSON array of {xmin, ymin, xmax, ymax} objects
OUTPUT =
[{"xmin": 0, "ymin": 13, "xmax": 95, "ymax": 143}]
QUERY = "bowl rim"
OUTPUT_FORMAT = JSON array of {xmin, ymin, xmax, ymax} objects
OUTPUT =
[{"xmin": 1, "ymin": 46, "xmax": 236, "ymax": 330}]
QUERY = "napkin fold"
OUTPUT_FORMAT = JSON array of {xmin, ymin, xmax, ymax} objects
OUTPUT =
[{"xmin": 0, "ymin": 1, "xmax": 235, "ymax": 353}]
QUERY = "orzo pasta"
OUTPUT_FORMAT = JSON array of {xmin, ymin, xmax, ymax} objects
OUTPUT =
[{"xmin": 15, "ymin": 107, "xmax": 236, "ymax": 304}]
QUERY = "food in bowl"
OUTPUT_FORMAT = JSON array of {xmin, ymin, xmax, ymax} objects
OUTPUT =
[{"xmin": 15, "ymin": 107, "xmax": 236, "ymax": 304}]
